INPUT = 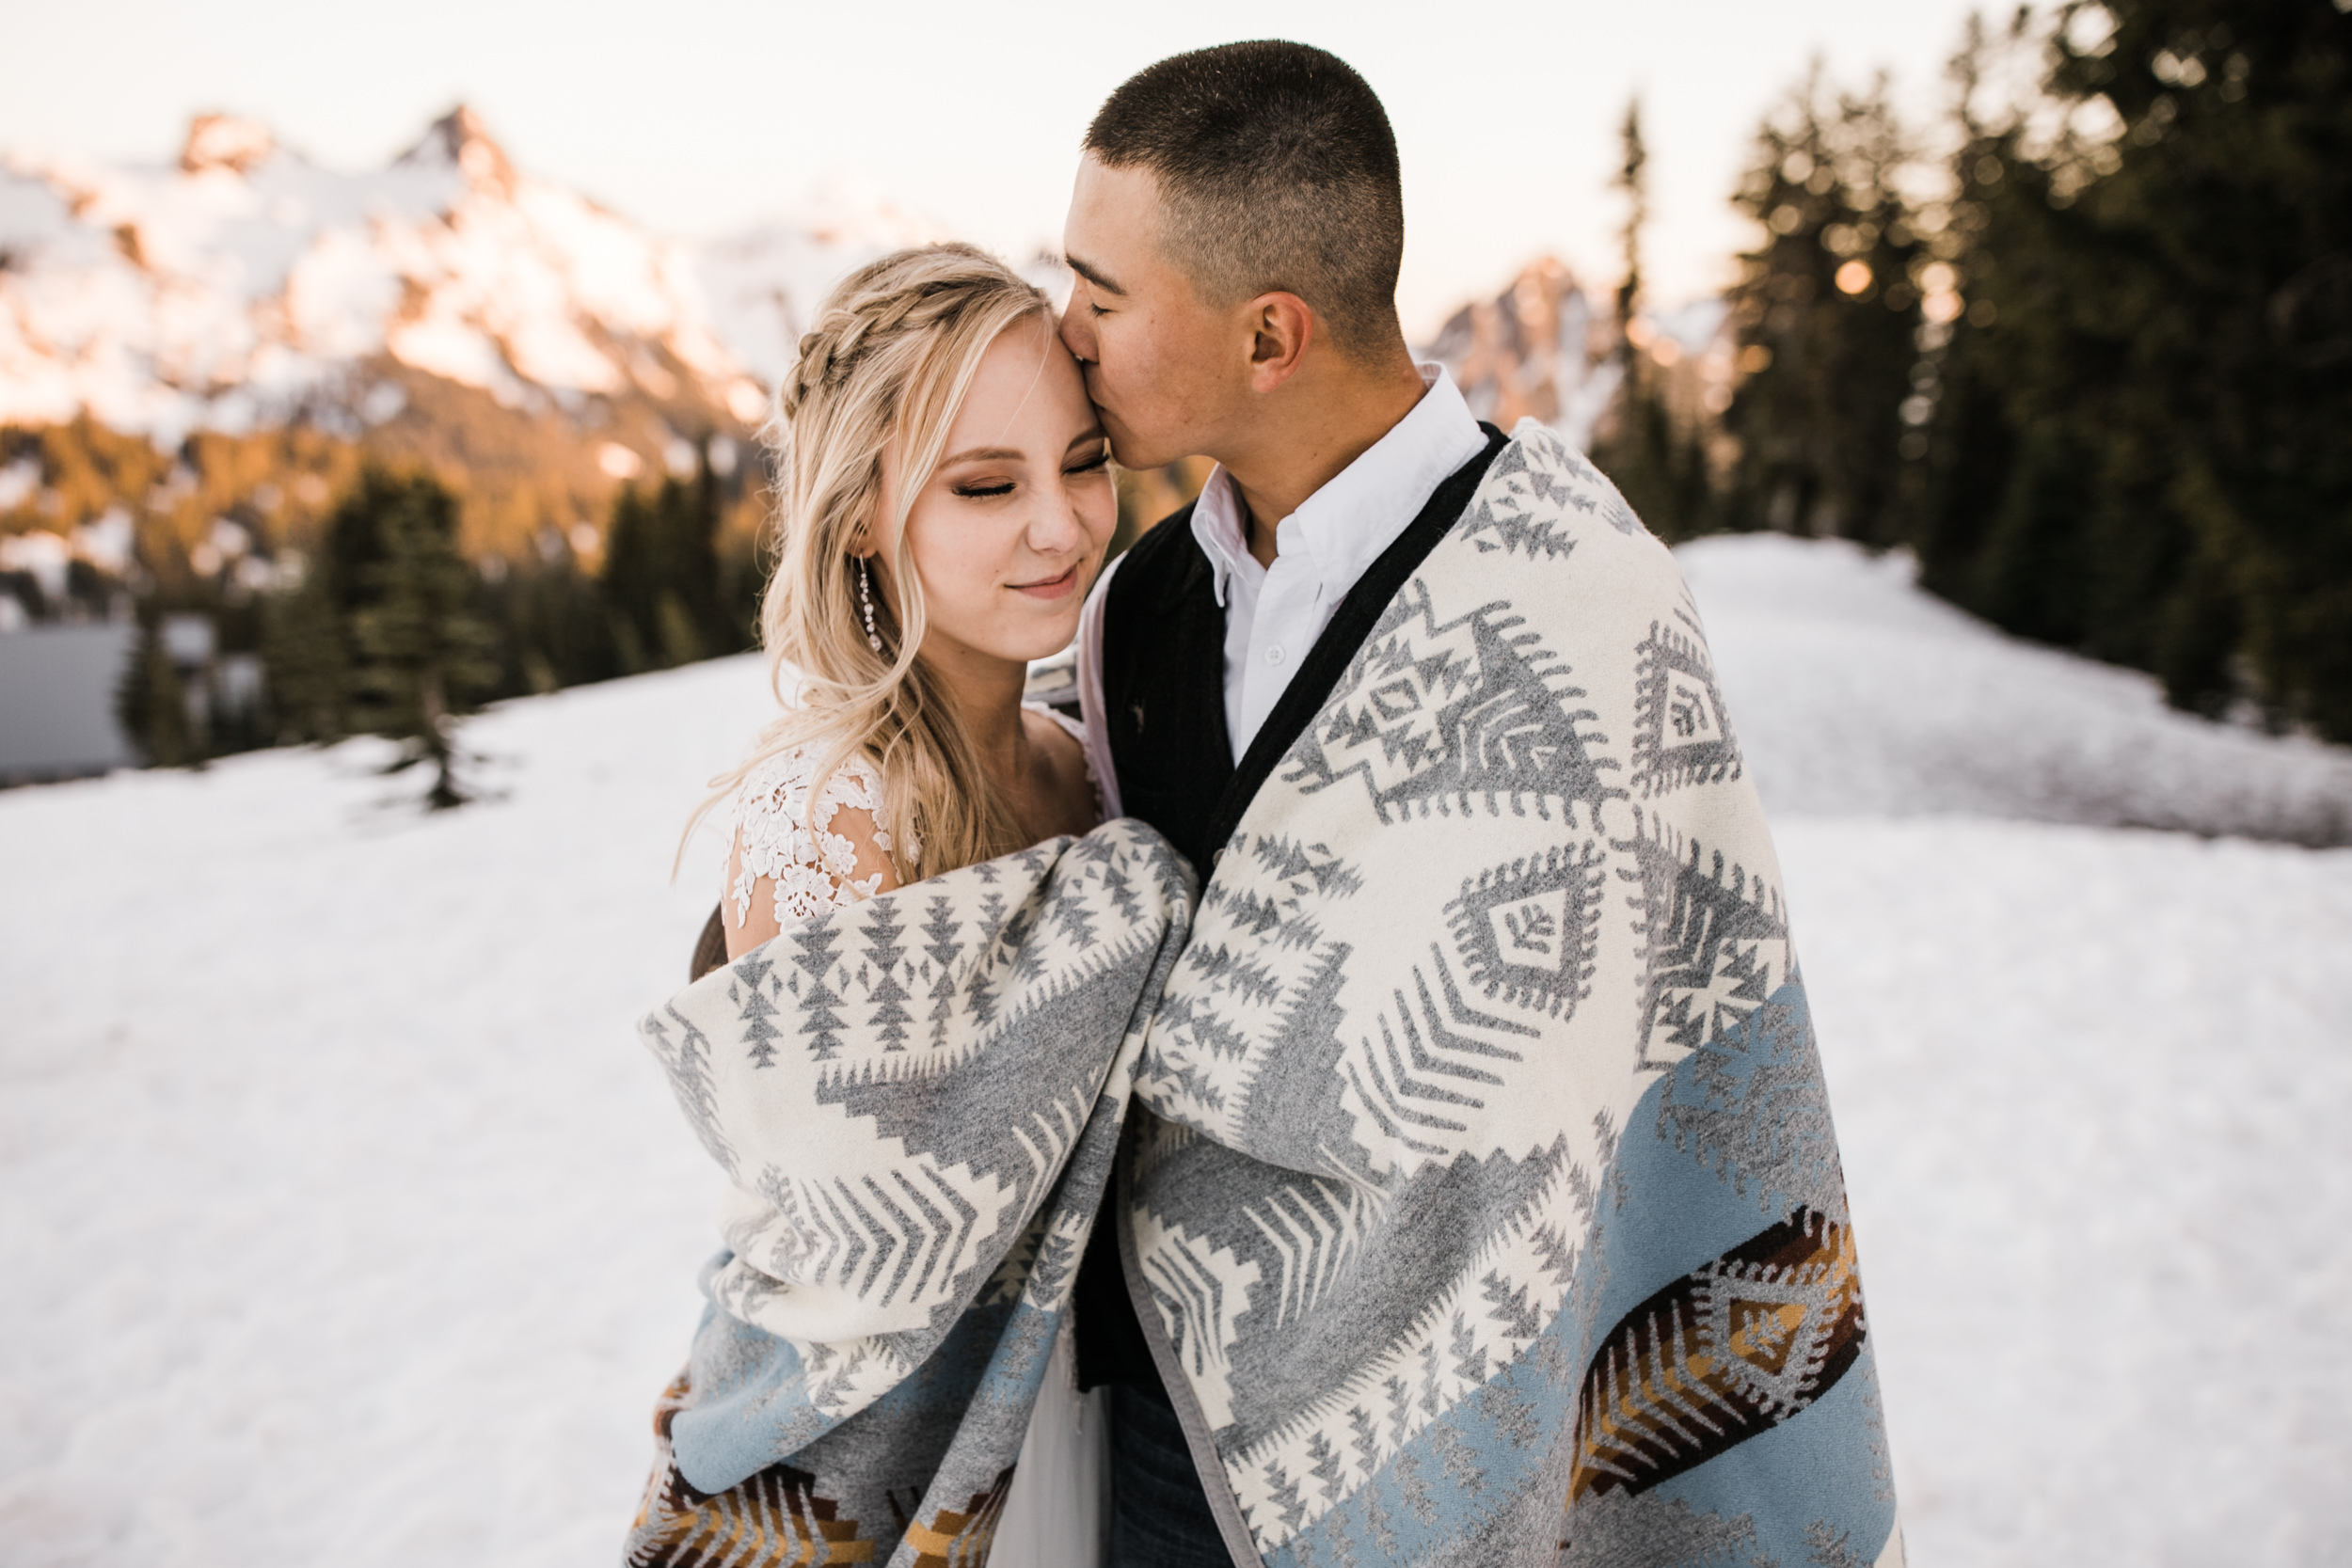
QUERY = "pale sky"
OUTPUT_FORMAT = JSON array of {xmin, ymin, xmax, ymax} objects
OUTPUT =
[{"xmin": 1, "ymin": 0, "xmax": 1991, "ymax": 338}]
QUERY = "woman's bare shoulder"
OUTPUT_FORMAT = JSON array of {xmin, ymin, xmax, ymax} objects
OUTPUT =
[{"xmin": 1023, "ymin": 704, "xmax": 1101, "ymax": 834}]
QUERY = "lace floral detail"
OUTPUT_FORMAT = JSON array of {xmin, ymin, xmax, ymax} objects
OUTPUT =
[
  {"xmin": 726, "ymin": 748, "xmax": 911, "ymax": 929},
  {"xmin": 726, "ymin": 709, "xmax": 1093, "ymax": 934}
]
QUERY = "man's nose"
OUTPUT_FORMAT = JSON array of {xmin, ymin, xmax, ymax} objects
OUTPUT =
[{"xmin": 1057, "ymin": 298, "xmax": 1094, "ymax": 364}]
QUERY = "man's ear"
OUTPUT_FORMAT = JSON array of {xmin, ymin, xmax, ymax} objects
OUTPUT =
[{"xmin": 1245, "ymin": 293, "xmax": 1315, "ymax": 393}]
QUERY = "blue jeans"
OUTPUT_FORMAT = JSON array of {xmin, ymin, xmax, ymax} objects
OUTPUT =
[{"xmin": 1107, "ymin": 1383, "xmax": 1232, "ymax": 1567}]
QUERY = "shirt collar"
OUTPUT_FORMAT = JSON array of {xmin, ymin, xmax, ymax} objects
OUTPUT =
[{"xmin": 1187, "ymin": 362, "xmax": 1486, "ymax": 609}]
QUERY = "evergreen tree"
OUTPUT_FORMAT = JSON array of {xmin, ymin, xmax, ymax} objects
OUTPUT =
[
  {"xmin": 259, "ymin": 462, "xmax": 400, "ymax": 743},
  {"xmin": 601, "ymin": 443, "xmax": 734, "ymax": 673},
  {"xmin": 601, "ymin": 484, "xmax": 660, "ymax": 673},
  {"xmin": 335, "ymin": 467, "xmax": 497, "ymax": 808},
  {"xmin": 116, "ymin": 620, "xmax": 195, "ymax": 768},
  {"xmin": 262, "ymin": 573, "xmax": 351, "ymax": 743},
  {"xmin": 1917, "ymin": 0, "xmax": 2352, "ymax": 736},
  {"xmin": 1719, "ymin": 67, "xmax": 1927, "ymax": 544},
  {"xmin": 1615, "ymin": 97, "xmax": 1649, "ymax": 347},
  {"xmin": 483, "ymin": 540, "xmax": 625, "ymax": 696},
  {"xmin": 1590, "ymin": 98, "xmax": 1715, "ymax": 541},
  {"xmin": 1906, "ymin": 18, "xmax": 2118, "ymax": 652}
]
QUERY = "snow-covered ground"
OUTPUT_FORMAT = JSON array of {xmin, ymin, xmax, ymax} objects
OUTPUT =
[
  {"xmin": 1682, "ymin": 535, "xmax": 2352, "ymax": 844},
  {"xmin": 3, "ymin": 535, "xmax": 2349, "ymax": 1566}
]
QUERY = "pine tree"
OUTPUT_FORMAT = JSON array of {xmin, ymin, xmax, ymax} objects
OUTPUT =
[
  {"xmin": 1590, "ymin": 100, "xmax": 1715, "ymax": 542},
  {"xmin": 1719, "ymin": 67, "xmax": 1927, "ymax": 544},
  {"xmin": 1915, "ymin": 0, "xmax": 2352, "ymax": 736},
  {"xmin": 259, "ymin": 463, "xmax": 398, "ymax": 743},
  {"xmin": 261, "ymin": 573, "xmax": 351, "ymax": 743},
  {"xmin": 601, "ymin": 441, "xmax": 734, "ymax": 673},
  {"xmin": 116, "ymin": 620, "xmax": 196, "ymax": 768},
  {"xmin": 485, "ymin": 539, "xmax": 624, "ymax": 695},
  {"xmin": 601, "ymin": 484, "xmax": 657, "ymax": 673},
  {"xmin": 1614, "ymin": 97, "xmax": 1649, "ymax": 347},
  {"xmin": 666, "ymin": 450, "xmax": 728, "ymax": 654},
  {"xmin": 1912, "ymin": 12, "xmax": 2134, "ymax": 655},
  {"xmin": 338, "ymin": 467, "xmax": 497, "ymax": 808}
]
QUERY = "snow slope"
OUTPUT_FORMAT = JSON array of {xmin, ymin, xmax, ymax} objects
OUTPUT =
[
  {"xmin": 1684, "ymin": 534, "xmax": 2352, "ymax": 845},
  {"xmin": 0, "ymin": 663, "xmax": 767, "ymax": 1563},
  {"xmin": 1785, "ymin": 816, "xmax": 2352, "ymax": 1566},
  {"xmin": 3, "ymin": 536, "xmax": 2350, "ymax": 1565}
]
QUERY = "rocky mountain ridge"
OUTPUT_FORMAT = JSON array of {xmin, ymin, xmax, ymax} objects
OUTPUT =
[
  {"xmin": 0, "ymin": 110, "xmax": 1730, "ymax": 579},
  {"xmin": 0, "ymin": 108, "xmax": 962, "ymax": 572},
  {"xmin": 0, "ymin": 107, "xmax": 944, "ymax": 446}
]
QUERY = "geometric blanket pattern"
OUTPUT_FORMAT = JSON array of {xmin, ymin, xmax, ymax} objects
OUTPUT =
[
  {"xmin": 625, "ymin": 421, "xmax": 1900, "ymax": 1567},
  {"xmin": 626, "ymin": 822, "xmax": 1195, "ymax": 1568},
  {"xmin": 1126, "ymin": 422, "xmax": 1901, "ymax": 1567}
]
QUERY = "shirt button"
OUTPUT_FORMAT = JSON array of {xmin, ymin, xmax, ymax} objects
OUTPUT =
[{"xmin": 1265, "ymin": 645, "xmax": 1286, "ymax": 667}]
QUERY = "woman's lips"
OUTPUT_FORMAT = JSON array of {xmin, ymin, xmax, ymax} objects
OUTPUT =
[{"xmin": 1012, "ymin": 565, "xmax": 1081, "ymax": 600}]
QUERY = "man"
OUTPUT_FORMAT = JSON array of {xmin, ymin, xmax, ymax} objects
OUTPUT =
[{"xmin": 1063, "ymin": 41, "xmax": 1901, "ymax": 1568}]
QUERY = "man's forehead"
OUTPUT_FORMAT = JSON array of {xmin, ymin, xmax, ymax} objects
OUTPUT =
[
  {"xmin": 1068, "ymin": 158, "xmax": 1161, "ymax": 240},
  {"xmin": 1066, "ymin": 159, "xmax": 1169, "ymax": 294}
]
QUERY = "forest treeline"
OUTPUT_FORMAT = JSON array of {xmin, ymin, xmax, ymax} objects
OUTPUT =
[
  {"xmin": 18, "ymin": 0, "xmax": 2350, "ymax": 787},
  {"xmin": 1597, "ymin": 0, "xmax": 2351, "ymax": 741},
  {"xmin": 110, "ymin": 447, "xmax": 764, "ymax": 802}
]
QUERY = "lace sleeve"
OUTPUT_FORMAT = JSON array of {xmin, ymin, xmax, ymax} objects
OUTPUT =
[{"xmin": 723, "ymin": 749, "xmax": 911, "ymax": 946}]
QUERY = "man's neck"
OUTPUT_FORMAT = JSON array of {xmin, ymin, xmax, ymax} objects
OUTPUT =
[{"xmin": 1223, "ymin": 353, "xmax": 1429, "ymax": 570}]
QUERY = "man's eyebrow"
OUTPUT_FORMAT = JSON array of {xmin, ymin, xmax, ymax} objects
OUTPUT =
[
  {"xmin": 939, "ymin": 446, "xmax": 1025, "ymax": 466},
  {"xmin": 1064, "ymin": 254, "xmax": 1126, "ymax": 296}
]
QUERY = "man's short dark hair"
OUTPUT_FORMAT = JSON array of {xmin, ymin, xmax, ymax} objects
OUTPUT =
[{"xmin": 1085, "ymin": 40, "xmax": 1405, "ymax": 359}]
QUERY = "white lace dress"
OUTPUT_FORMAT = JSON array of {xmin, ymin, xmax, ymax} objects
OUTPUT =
[
  {"xmin": 721, "ymin": 710, "xmax": 1109, "ymax": 1568},
  {"xmin": 724, "ymin": 746, "xmax": 907, "ymax": 933}
]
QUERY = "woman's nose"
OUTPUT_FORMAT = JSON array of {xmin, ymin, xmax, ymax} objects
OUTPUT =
[{"xmin": 1029, "ymin": 476, "xmax": 1096, "ymax": 555}]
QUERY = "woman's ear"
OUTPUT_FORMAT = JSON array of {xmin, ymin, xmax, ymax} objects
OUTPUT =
[{"xmin": 1246, "ymin": 292, "xmax": 1315, "ymax": 393}]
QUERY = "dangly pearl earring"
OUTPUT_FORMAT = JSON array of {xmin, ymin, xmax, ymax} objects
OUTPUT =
[{"xmin": 858, "ymin": 556, "xmax": 882, "ymax": 653}]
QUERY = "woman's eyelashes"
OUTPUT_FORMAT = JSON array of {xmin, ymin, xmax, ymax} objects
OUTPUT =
[{"xmin": 949, "ymin": 450, "xmax": 1108, "ymax": 499}]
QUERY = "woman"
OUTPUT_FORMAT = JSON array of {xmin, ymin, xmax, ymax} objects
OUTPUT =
[
  {"xmin": 711, "ymin": 246, "xmax": 1111, "ymax": 960},
  {"xmin": 630, "ymin": 244, "xmax": 1135, "ymax": 1566}
]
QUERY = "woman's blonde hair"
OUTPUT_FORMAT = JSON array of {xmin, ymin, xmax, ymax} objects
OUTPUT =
[{"xmin": 691, "ymin": 242, "xmax": 1052, "ymax": 880}]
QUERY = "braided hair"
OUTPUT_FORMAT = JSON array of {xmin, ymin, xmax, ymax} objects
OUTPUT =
[{"xmin": 689, "ymin": 243, "xmax": 1052, "ymax": 880}]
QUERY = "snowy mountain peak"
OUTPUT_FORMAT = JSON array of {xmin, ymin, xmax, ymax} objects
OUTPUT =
[
  {"xmin": 180, "ymin": 114, "xmax": 276, "ymax": 177},
  {"xmin": 1425, "ymin": 257, "xmax": 1736, "ymax": 454},
  {"xmin": 0, "ymin": 110, "xmax": 932, "ymax": 448},
  {"xmin": 395, "ymin": 105, "xmax": 516, "ymax": 197}
]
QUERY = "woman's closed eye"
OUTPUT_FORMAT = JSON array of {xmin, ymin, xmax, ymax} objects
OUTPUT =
[
  {"xmin": 951, "ymin": 477, "xmax": 1016, "ymax": 499},
  {"xmin": 1065, "ymin": 449, "xmax": 1111, "ymax": 477}
]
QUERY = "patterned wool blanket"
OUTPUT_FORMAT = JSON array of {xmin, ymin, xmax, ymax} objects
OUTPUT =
[
  {"xmin": 1122, "ymin": 421, "xmax": 1900, "ymax": 1567},
  {"xmin": 627, "ymin": 820, "xmax": 1195, "ymax": 1567},
  {"xmin": 629, "ymin": 420, "xmax": 1899, "ymax": 1568}
]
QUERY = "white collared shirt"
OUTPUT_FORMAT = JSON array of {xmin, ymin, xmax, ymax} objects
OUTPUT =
[{"xmin": 1077, "ymin": 363, "xmax": 1486, "ymax": 814}]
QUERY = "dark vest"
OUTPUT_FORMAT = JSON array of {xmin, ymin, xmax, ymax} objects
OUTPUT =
[{"xmin": 1073, "ymin": 423, "xmax": 1509, "ymax": 1393}]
